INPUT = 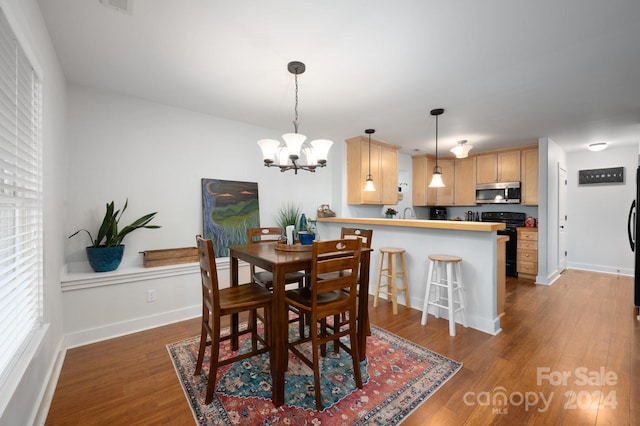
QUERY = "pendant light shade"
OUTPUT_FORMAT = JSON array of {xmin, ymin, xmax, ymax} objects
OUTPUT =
[
  {"xmin": 364, "ymin": 129, "xmax": 376, "ymax": 192},
  {"xmin": 256, "ymin": 61, "xmax": 333, "ymax": 174},
  {"xmin": 450, "ymin": 139, "xmax": 473, "ymax": 158},
  {"xmin": 429, "ymin": 108, "xmax": 445, "ymax": 188}
]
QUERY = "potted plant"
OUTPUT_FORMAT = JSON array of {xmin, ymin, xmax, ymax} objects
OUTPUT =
[
  {"xmin": 385, "ymin": 208, "xmax": 398, "ymax": 219},
  {"xmin": 275, "ymin": 202, "xmax": 301, "ymax": 242},
  {"xmin": 69, "ymin": 199, "xmax": 160, "ymax": 272}
]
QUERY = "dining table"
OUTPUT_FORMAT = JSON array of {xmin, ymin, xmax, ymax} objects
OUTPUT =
[{"xmin": 228, "ymin": 241, "xmax": 372, "ymax": 408}]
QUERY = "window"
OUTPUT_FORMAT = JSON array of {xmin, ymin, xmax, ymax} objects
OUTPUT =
[{"xmin": 0, "ymin": 6, "xmax": 43, "ymax": 386}]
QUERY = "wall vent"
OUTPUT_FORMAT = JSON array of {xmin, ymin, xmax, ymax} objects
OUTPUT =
[{"xmin": 99, "ymin": 0, "xmax": 133, "ymax": 15}]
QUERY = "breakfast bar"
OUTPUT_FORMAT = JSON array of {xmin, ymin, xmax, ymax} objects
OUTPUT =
[{"xmin": 317, "ymin": 217, "xmax": 506, "ymax": 335}]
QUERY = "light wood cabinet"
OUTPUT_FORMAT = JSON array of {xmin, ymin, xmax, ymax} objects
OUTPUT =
[
  {"xmin": 412, "ymin": 156, "xmax": 454, "ymax": 206},
  {"xmin": 517, "ymin": 227, "xmax": 538, "ymax": 277},
  {"xmin": 454, "ymin": 156, "xmax": 476, "ymax": 206},
  {"xmin": 346, "ymin": 136, "xmax": 399, "ymax": 205},
  {"xmin": 413, "ymin": 156, "xmax": 475, "ymax": 206},
  {"xmin": 476, "ymin": 150, "xmax": 520, "ymax": 184},
  {"xmin": 521, "ymin": 147, "xmax": 539, "ymax": 205}
]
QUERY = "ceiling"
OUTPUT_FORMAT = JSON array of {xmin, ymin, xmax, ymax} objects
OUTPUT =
[{"xmin": 38, "ymin": 0, "xmax": 640, "ymax": 156}]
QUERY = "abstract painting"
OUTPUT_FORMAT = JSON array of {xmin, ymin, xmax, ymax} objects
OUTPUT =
[{"xmin": 201, "ymin": 179, "xmax": 259, "ymax": 257}]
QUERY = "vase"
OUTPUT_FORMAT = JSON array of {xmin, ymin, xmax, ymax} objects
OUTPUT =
[
  {"xmin": 385, "ymin": 214, "xmax": 394, "ymax": 219},
  {"xmin": 86, "ymin": 245, "xmax": 125, "ymax": 272},
  {"xmin": 298, "ymin": 232, "xmax": 315, "ymax": 246}
]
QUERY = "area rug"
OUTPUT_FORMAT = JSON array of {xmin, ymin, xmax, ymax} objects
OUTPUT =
[{"xmin": 167, "ymin": 324, "xmax": 462, "ymax": 425}]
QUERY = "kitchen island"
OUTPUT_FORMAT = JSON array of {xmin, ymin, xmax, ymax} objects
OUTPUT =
[{"xmin": 317, "ymin": 217, "xmax": 506, "ymax": 335}]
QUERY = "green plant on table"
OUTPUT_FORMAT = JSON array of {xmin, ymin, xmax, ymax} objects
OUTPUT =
[
  {"xmin": 68, "ymin": 199, "xmax": 160, "ymax": 247},
  {"xmin": 385, "ymin": 208, "xmax": 398, "ymax": 216},
  {"xmin": 275, "ymin": 202, "xmax": 301, "ymax": 233}
]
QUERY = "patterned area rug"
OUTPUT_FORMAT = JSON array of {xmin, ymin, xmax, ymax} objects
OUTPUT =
[{"xmin": 167, "ymin": 324, "xmax": 462, "ymax": 425}]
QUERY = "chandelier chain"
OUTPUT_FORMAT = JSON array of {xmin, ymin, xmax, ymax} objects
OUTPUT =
[{"xmin": 293, "ymin": 73, "xmax": 299, "ymax": 133}]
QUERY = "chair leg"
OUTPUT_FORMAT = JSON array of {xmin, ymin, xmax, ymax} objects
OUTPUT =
[
  {"xmin": 399, "ymin": 253, "xmax": 410, "ymax": 309},
  {"xmin": 205, "ymin": 322, "xmax": 221, "ymax": 404},
  {"xmin": 311, "ymin": 317, "xmax": 323, "ymax": 411},
  {"xmin": 348, "ymin": 310, "xmax": 363, "ymax": 389},
  {"xmin": 194, "ymin": 323, "xmax": 207, "ymax": 375},
  {"xmin": 373, "ymin": 252, "xmax": 384, "ymax": 307},
  {"xmin": 421, "ymin": 260, "xmax": 435, "ymax": 325},
  {"xmin": 390, "ymin": 253, "xmax": 398, "ymax": 315},
  {"xmin": 446, "ymin": 262, "xmax": 456, "ymax": 337}
]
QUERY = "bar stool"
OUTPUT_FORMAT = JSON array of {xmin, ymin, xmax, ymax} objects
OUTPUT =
[
  {"xmin": 421, "ymin": 254, "xmax": 467, "ymax": 336},
  {"xmin": 373, "ymin": 247, "xmax": 410, "ymax": 314}
]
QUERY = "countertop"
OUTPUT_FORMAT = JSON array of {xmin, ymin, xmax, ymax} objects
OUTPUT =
[{"xmin": 317, "ymin": 217, "xmax": 505, "ymax": 232}]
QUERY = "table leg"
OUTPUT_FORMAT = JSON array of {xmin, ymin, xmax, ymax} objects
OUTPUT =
[
  {"xmin": 230, "ymin": 256, "xmax": 239, "ymax": 351},
  {"xmin": 271, "ymin": 266, "xmax": 287, "ymax": 407},
  {"xmin": 357, "ymin": 251, "xmax": 371, "ymax": 361}
]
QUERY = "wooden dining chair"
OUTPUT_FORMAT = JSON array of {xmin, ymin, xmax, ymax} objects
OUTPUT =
[
  {"xmin": 194, "ymin": 235, "xmax": 272, "ymax": 405},
  {"xmin": 325, "ymin": 227, "xmax": 373, "ymax": 351},
  {"xmin": 246, "ymin": 227, "xmax": 306, "ymax": 289},
  {"xmin": 285, "ymin": 238, "xmax": 363, "ymax": 411},
  {"xmin": 247, "ymin": 227, "xmax": 307, "ymax": 336}
]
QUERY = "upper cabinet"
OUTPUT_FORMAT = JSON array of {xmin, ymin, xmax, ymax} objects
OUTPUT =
[
  {"xmin": 454, "ymin": 156, "xmax": 477, "ymax": 206},
  {"xmin": 412, "ymin": 145, "xmax": 537, "ymax": 207},
  {"xmin": 346, "ymin": 136, "xmax": 399, "ymax": 205},
  {"xmin": 476, "ymin": 150, "xmax": 521, "ymax": 184},
  {"xmin": 520, "ymin": 147, "xmax": 539, "ymax": 205},
  {"xmin": 412, "ymin": 156, "xmax": 455, "ymax": 206}
]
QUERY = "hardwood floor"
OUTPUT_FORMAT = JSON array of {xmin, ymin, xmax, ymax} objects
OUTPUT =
[{"xmin": 45, "ymin": 269, "xmax": 639, "ymax": 425}]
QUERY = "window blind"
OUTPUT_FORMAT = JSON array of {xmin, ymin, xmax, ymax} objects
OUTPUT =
[{"xmin": 0, "ymin": 6, "xmax": 43, "ymax": 386}]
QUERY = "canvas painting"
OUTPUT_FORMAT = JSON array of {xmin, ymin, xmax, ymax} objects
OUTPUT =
[{"xmin": 201, "ymin": 179, "xmax": 260, "ymax": 257}]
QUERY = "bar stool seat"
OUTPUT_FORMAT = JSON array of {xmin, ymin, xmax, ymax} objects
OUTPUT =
[
  {"xmin": 421, "ymin": 254, "xmax": 467, "ymax": 336},
  {"xmin": 373, "ymin": 247, "xmax": 410, "ymax": 314}
]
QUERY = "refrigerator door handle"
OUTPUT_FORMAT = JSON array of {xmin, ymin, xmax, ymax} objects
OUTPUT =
[{"xmin": 628, "ymin": 199, "xmax": 636, "ymax": 251}]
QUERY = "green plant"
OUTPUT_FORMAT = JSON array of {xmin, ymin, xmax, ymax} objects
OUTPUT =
[
  {"xmin": 385, "ymin": 208, "xmax": 398, "ymax": 216},
  {"xmin": 69, "ymin": 199, "xmax": 160, "ymax": 247},
  {"xmin": 275, "ymin": 202, "xmax": 301, "ymax": 233}
]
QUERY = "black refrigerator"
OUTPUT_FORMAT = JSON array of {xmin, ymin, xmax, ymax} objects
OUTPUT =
[{"xmin": 628, "ymin": 166, "xmax": 640, "ymax": 310}]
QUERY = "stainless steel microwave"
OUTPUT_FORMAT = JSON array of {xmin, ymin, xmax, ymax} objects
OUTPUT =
[{"xmin": 475, "ymin": 182, "xmax": 521, "ymax": 204}]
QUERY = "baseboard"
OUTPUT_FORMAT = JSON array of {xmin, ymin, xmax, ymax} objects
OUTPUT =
[
  {"xmin": 566, "ymin": 262, "xmax": 633, "ymax": 277},
  {"xmin": 62, "ymin": 304, "xmax": 201, "ymax": 350},
  {"xmin": 33, "ymin": 341, "xmax": 66, "ymax": 426}
]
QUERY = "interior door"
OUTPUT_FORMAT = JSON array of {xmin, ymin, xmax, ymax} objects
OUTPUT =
[{"xmin": 558, "ymin": 166, "xmax": 567, "ymax": 272}]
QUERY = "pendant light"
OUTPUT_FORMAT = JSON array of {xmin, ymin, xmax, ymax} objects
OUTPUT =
[
  {"xmin": 450, "ymin": 139, "xmax": 473, "ymax": 158},
  {"xmin": 364, "ymin": 129, "xmax": 376, "ymax": 192},
  {"xmin": 257, "ymin": 61, "xmax": 333, "ymax": 174},
  {"xmin": 429, "ymin": 108, "xmax": 445, "ymax": 188}
]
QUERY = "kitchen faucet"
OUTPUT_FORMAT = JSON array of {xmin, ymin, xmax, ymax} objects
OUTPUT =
[{"xmin": 403, "ymin": 207, "xmax": 415, "ymax": 219}]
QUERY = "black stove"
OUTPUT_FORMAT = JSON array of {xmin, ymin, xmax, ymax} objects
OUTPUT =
[{"xmin": 481, "ymin": 212, "xmax": 526, "ymax": 277}]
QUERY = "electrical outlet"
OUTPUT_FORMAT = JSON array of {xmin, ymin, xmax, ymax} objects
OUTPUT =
[{"xmin": 147, "ymin": 289, "xmax": 156, "ymax": 302}]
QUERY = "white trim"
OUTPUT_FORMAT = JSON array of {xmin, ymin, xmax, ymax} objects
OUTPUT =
[
  {"xmin": 33, "ymin": 341, "xmax": 66, "ymax": 426},
  {"xmin": 62, "ymin": 305, "xmax": 201, "ymax": 350},
  {"xmin": 0, "ymin": 324, "xmax": 48, "ymax": 419},
  {"xmin": 61, "ymin": 257, "xmax": 235, "ymax": 291},
  {"xmin": 566, "ymin": 263, "xmax": 633, "ymax": 277}
]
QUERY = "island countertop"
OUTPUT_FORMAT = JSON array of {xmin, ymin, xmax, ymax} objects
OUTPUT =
[{"xmin": 317, "ymin": 217, "xmax": 505, "ymax": 232}]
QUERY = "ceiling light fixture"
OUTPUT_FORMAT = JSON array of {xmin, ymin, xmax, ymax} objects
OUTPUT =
[
  {"xmin": 429, "ymin": 108, "xmax": 445, "ymax": 188},
  {"xmin": 450, "ymin": 139, "xmax": 473, "ymax": 158},
  {"xmin": 257, "ymin": 61, "xmax": 333, "ymax": 174},
  {"xmin": 364, "ymin": 129, "xmax": 376, "ymax": 192},
  {"xmin": 588, "ymin": 142, "xmax": 608, "ymax": 152}
]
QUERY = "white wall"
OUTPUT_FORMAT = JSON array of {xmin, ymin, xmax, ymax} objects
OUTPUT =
[
  {"xmin": 65, "ymin": 85, "xmax": 338, "ymax": 264},
  {"xmin": 537, "ymin": 137, "xmax": 567, "ymax": 285},
  {"xmin": 0, "ymin": 0, "xmax": 68, "ymax": 425},
  {"xmin": 566, "ymin": 145, "xmax": 636, "ymax": 275}
]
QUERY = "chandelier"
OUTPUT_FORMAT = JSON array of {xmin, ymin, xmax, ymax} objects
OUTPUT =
[{"xmin": 257, "ymin": 61, "xmax": 333, "ymax": 174}]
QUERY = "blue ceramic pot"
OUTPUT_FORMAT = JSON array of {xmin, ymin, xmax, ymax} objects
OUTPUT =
[
  {"xmin": 298, "ymin": 232, "xmax": 315, "ymax": 246},
  {"xmin": 86, "ymin": 245, "xmax": 125, "ymax": 272}
]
